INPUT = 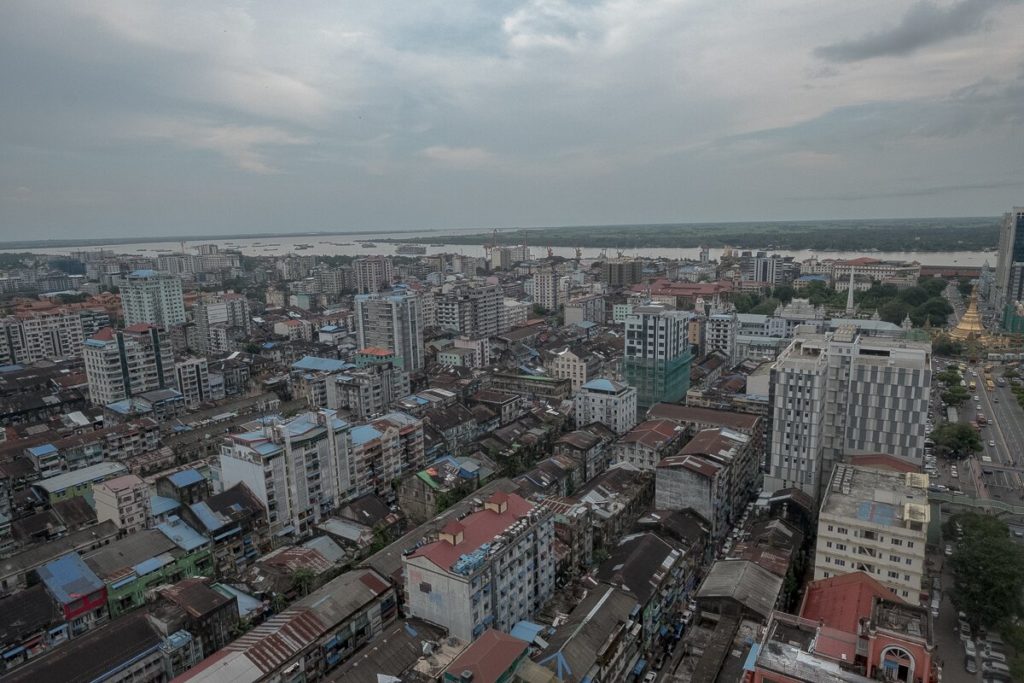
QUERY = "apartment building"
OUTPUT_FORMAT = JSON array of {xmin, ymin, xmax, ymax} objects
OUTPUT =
[
  {"xmin": 404, "ymin": 491, "xmax": 555, "ymax": 642},
  {"xmin": 348, "ymin": 412, "xmax": 425, "ymax": 501},
  {"xmin": 574, "ymin": 378, "xmax": 638, "ymax": 435},
  {"xmin": 436, "ymin": 282, "xmax": 503, "ymax": 340},
  {"xmin": 192, "ymin": 293, "xmax": 251, "ymax": 353},
  {"xmin": 544, "ymin": 346, "xmax": 599, "ymax": 394},
  {"xmin": 353, "ymin": 256, "xmax": 394, "ymax": 294},
  {"xmin": 327, "ymin": 363, "xmax": 411, "ymax": 420},
  {"xmin": 532, "ymin": 268, "xmax": 560, "ymax": 312},
  {"xmin": 121, "ymin": 270, "xmax": 186, "ymax": 327},
  {"xmin": 813, "ymin": 464, "xmax": 929, "ymax": 601},
  {"xmin": 83, "ymin": 325, "xmax": 176, "ymax": 406},
  {"xmin": 174, "ymin": 356, "xmax": 211, "ymax": 409},
  {"xmin": 93, "ymin": 474, "xmax": 150, "ymax": 534},
  {"xmin": 0, "ymin": 308, "xmax": 110, "ymax": 365},
  {"xmin": 500, "ymin": 298, "xmax": 530, "ymax": 332},
  {"xmin": 705, "ymin": 312, "xmax": 737, "ymax": 362},
  {"xmin": 219, "ymin": 410, "xmax": 352, "ymax": 537},
  {"xmin": 622, "ymin": 304, "xmax": 694, "ymax": 413},
  {"xmin": 354, "ymin": 289, "xmax": 424, "ymax": 372},
  {"xmin": 766, "ymin": 327, "xmax": 931, "ymax": 498}
]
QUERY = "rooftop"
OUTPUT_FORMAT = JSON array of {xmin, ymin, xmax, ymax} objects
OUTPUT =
[
  {"xmin": 696, "ymin": 559, "xmax": 784, "ymax": 619},
  {"xmin": 34, "ymin": 461, "xmax": 128, "ymax": 494},
  {"xmin": 580, "ymin": 377, "xmax": 628, "ymax": 393},
  {"xmin": 443, "ymin": 629, "xmax": 528, "ymax": 683},
  {"xmin": 646, "ymin": 403, "xmax": 760, "ymax": 431},
  {"xmin": 801, "ymin": 571, "xmax": 903, "ymax": 635},
  {"xmin": 408, "ymin": 492, "xmax": 533, "ymax": 573},
  {"xmin": 156, "ymin": 516, "xmax": 210, "ymax": 552},
  {"xmin": 37, "ymin": 552, "xmax": 104, "ymax": 604},
  {"xmin": 291, "ymin": 355, "xmax": 354, "ymax": 373},
  {"xmin": 821, "ymin": 464, "xmax": 930, "ymax": 529}
]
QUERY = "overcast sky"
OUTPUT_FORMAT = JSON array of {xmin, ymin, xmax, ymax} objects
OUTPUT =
[{"xmin": 2, "ymin": 0, "xmax": 1023, "ymax": 240}]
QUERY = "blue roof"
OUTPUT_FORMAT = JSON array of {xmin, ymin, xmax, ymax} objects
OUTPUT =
[
  {"xmin": 150, "ymin": 495, "xmax": 181, "ymax": 516},
  {"xmin": 581, "ymin": 378, "xmax": 618, "ymax": 392},
  {"xmin": 130, "ymin": 269, "xmax": 158, "ymax": 277},
  {"xmin": 797, "ymin": 274, "xmax": 829, "ymax": 281},
  {"xmin": 575, "ymin": 320, "xmax": 598, "ymax": 329},
  {"xmin": 0, "ymin": 364, "xmax": 25, "ymax": 373},
  {"xmin": 189, "ymin": 501, "xmax": 224, "ymax": 532},
  {"xmin": 351, "ymin": 424, "xmax": 382, "ymax": 446},
  {"xmin": 37, "ymin": 553, "xmax": 103, "ymax": 605},
  {"xmin": 27, "ymin": 444, "xmax": 58, "ymax": 457},
  {"xmin": 510, "ymin": 621, "xmax": 545, "ymax": 643},
  {"xmin": 291, "ymin": 356, "xmax": 353, "ymax": 373},
  {"xmin": 319, "ymin": 325, "xmax": 341, "ymax": 333},
  {"xmin": 167, "ymin": 469, "xmax": 204, "ymax": 488},
  {"xmin": 156, "ymin": 517, "xmax": 210, "ymax": 552},
  {"xmin": 133, "ymin": 553, "xmax": 174, "ymax": 576}
]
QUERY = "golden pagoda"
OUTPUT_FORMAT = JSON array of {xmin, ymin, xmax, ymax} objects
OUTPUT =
[{"xmin": 949, "ymin": 288, "xmax": 988, "ymax": 342}]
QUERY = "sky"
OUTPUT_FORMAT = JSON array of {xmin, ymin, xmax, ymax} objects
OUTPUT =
[{"xmin": 1, "ymin": 0, "xmax": 1023, "ymax": 240}]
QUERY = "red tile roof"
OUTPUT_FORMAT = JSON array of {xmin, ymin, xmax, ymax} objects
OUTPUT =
[
  {"xmin": 90, "ymin": 327, "xmax": 115, "ymax": 341},
  {"xmin": 409, "ymin": 493, "xmax": 533, "ymax": 572},
  {"xmin": 619, "ymin": 419, "xmax": 682, "ymax": 449},
  {"xmin": 443, "ymin": 629, "xmax": 527, "ymax": 683},
  {"xmin": 800, "ymin": 571, "xmax": 903, "ymax": 634},
  {"xmin": 124, "ymin": 323, "xmax": 156, "ymax": 333},
  {"xmin": 848, "ymin": 453, "xmax": 921, "ymax": 474}
]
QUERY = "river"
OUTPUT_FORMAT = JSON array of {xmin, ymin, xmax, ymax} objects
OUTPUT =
[{"xmin": 0, "ymin": 229, "xmax": 995, "ymax": 267}]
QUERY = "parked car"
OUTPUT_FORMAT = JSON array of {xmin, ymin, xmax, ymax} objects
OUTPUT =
[
  {"xmin": 964, "ymin": 639, "xmax": 977, "ymax": 658},
  {"xmin": 945, "ymin": 544, "xmax": 954, "ymax": 557},
  {"xmin": 965, "ymin": 655, "xmax": 978, "ymax": 674}
]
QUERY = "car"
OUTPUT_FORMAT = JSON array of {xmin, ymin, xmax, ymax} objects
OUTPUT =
[
  {"xmin": 644, "ymin": 671, "xmax": 658, "ymax": 682},
  {"xmin": 960, "ymin": 622, "xmax": 973, "ymax": 641},
  {"xmin": 983, "ymin": 660, "xmax": 1011, "ymax": 676},
  {"xmin": 964, "ymin": 639, "xmax": 977, "ymax": 658},
  {"xmin": 985, "ymin": 651, "xmax": 1007, "ymax": 664},
  {"xmin": 945, "ymin": 544, "xmax": 954, "ymax": 557},
  {"xmin": 975, "ymin": 395, "xmax": 980, "ymax": 401},
  {"xmin": 1014, "ymin": 530, "xmax": 1024, "ymax": 538},
  {"xmin": 977, "ymin": 404, "xmax": 983, "ymax": 410},
  {"xmin": 982, "ymin": 641, "xmax": 1005, "ymax": 658},
  {"xmin": 989, "ymin": 440, "xmax": 996, "ymax": 447},
  {"xmin": 952, "ymin": 470, "xmax": 960, "ymax": 478}
]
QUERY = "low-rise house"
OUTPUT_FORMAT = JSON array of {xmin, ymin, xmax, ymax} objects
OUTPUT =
[
  {"xmin": 180, "ymin": 483, "xmax": 269, "ymax": 579},
  {"xmin": 552, "ymin": 423, "xmax": 617, "ymax": 481},
  {"xmin": 441, "ymin": 629, "xmax": 531, "ymax": 683},
  {"xmin": 0, "ymin": 520, "xmax": 119, "ymax": 594},
  {"xmin": 30, "ymin": 461, "xmax": 128, "ymax": 506},
  {"xmin": 0, "ymin": 584, "xmax": 65, "ymax": 673},
  {"xmin": 614, "ymin": 419, "xmax": 687, "ymax": 470},
  {"xmin": 172, "ymin": 568, "xmax": 397, "ymax": 683},
  {"xmin": 158, "ymin": 578, "xmax": 238, "ymax": 655},
  {"xmin": 93, "ymin": 473, "xmax": 150, "ymax": 534},
  {"xmin": 36, "ymin": 552, "xmax": 108, "ymax": 637}
]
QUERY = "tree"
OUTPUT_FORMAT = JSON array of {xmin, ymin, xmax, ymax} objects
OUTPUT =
[
  {"xmin": 950, "ymin": 513, "xmax": 1024, "ymax": 628},
  {"xmin": 878, "ymin": 301, "xmax": 911, "ymax": 326},
  {"xmin": 934, "ymin": 368, "xmax": 963, "ymax": 386},
  {"xmin": 771, "ymin": 285, "xmax": 795, "ymax": 304},
  {"xmin": 290, "ymin": 568, "xmax": 316, "ymax": 597},
  {"xmin": 1005, "ymin": 367, "xmax": 1019, "ymax": 379},
  {"xmin": 957, "ymin": 278, "xmax": 974, "ymax": 298},
  {"xmin": 932, "ymin": 336, "xmax": 965, "ymax": 357},
  {"xmin": 749, "ymin": 298, "xmax": 782, "ymax": 315},
  {"xmin": 941, "ymin": 385, "xmax": 970, "ymax": 406},
  {"xmin": 929, "ymin": 422, "xmax": 982, "ymax": 459}
]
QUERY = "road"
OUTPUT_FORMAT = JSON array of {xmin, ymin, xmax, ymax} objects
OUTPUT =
[{"xmin": 968, "ymin": 365, "xmax": 1024, "ymax": 503}]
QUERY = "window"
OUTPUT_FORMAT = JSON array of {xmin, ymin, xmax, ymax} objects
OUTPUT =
[
  {"xmin": 888, "ymin": 570, "xmax": 899, "ymax": 579},
  {"xmin": 837, "ymin": 527, "xmax": 848, "ymax": 535},
  {"xmin": 891, "ymin": 538, "xmax": 903, "ymax": 546},
  {"xmin": 419, "ymin": 582, "xmax": 432, "ymax": 594},
  {"xmin": 827, "ymin": 524, "xmax": 834, "ymax": 532}
]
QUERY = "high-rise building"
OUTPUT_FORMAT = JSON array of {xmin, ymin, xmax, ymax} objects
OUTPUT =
[
  {"xmin": 435, "ymin": 282, "xmax": 502, "ymax": 339},
  {"xmin": 994, "ymin": 207, "xmax": 1024, "ymax": 321},
  {"xmin": 403, "ymin": 491, "xmax": 555, "ymax": 642},
  {"xmin": 83, "ymin": 325, "xmax": 176, "ymax": 406},
  {"xmin": 219, "ymin": 409, "xmax": 352, "ymax": 537},
  {"xmin": 0, "ymin": 308, "xmax": 110, "ymax": 365},
  {"xmin": 353, "ymin": 256, "xmax": 395, "ymax": 294},
  {"xmin": 766, "ymin": 327, "xmax": 931, "ymax": 498},
  {"xmin": 532, "ymin": 268, "xmax": 560, "ymax": 311},
  {"xmin": 354, "ymin": 289, "xmax": 424, "ymax": 372},
  {"xmin": 622, "ymin": 304, "xmax": 694, "ymax": 414},
  {"xmin": 575, "ymin": 378, "xmax": 638, "ymax": 435},
  {"xmin": 175, "ymin": 357, "xmax": 211, "ymax": 409},
  {"xmin": 814, "ymin": 464, "xmax": 929, "ymax": 600},
  {"xmin": 192, "ymin": 293, "xmax": 251, "ymax": 353},
  {"xmin": 705, "ymin": 312, "xmax": 737, "ymax": 362},
  {"xmin": 121, "ymin": 270, "xmax": 186, "ymax": 327},
  {"xmin": 601, "ymin": 259, "xmax": 643, "ymax": 287}
]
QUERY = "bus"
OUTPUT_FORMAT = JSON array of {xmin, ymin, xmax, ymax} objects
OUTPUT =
[{"xmin": 986, "ymin": 379, "xmax": 996, "ymax": 391}]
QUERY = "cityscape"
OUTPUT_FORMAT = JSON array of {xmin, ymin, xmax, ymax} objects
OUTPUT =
[
  {"xmin": 0, "ymin": 211, "xmax": 1021, "ymax": 683},
  {"xmin": 2, "ymin": 2, "xmax": 1024, "ymax": 683}
]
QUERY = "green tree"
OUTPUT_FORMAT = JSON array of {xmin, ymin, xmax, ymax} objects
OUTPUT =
[
  {"xmin": 878, "ymin": 301, "xmax": 911, "ymax": 326},
  {"xmin": 929, "ymin": 422, "xmax": 982, "ymax": 459},
  {"xmin": 957, "ymin": 278, "xmax": 974, "ymax": 298},
  {"xmin": 749, "ymin": 298, "xmax": 782, "ymax": 315},
  {"xmin": 934, "ymin": 368, "xmax": 962, "ymax": 386},
  {"xmin": 950, "ymin": 513, "xmax": 1024, "ymax": 628},
  {"xmin": 941, "ymin": 385, "xmax": 970, "ymax": 406},
  {"xmin": 291, "ymin": 568, "xmax": 316, "ymax": 597},
  {"xmin": 771, "ymin": 285, "xmax": 795, "ymax": 304},
  {"xmin": 918, "ymin": 276, "xmax": 948, "ymax": 297},
  {"xmin": 1005, "ymin": 367, "xmax": 1019, "ymax": 379},
  {"xmin": 932, "ymin": 336, "xmax": 965, "ymax": 357}
]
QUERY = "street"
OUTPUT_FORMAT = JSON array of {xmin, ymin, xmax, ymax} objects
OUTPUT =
[{"xmin": 962, "ymin": 365, "xmax": 1024, "ymax": 501}]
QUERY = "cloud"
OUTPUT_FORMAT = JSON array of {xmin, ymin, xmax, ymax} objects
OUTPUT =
[
  {"xmin": 126, "ymin": 119, "xmax": 310, "ymax": 173},
  {"xmin": 419, "ymin": 145, "xmax": 496, "ymax": 169},
  {"xmin": 789, "ymin": 179, "xmax": 1024, "ymax": 201},
  {"xmin": 815, "ymin": 0, "xmax": 1010, "ymax": 63}
]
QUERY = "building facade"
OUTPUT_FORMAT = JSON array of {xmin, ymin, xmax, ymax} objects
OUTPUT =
[
  {"xmin": 83, "ymin": 325, "xmax": 176, "ymax": 406},
  {"xmin": 121, "ymin": 270, "xmax": 186, "ymax": 328},
  {"xmin": 622, "ymin": 304, "xmax": 694, "ymax": 414},
  {"xmin": 574, "ymin": 378, "xmax": 638, "ymax": 435},
  {"xmin": 354, "ymin": 289, "xmax": 424, "ymax": 372}
]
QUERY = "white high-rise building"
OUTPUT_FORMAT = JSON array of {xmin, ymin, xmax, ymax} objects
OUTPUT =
[
  {"xmin": 766, "ymin": 327, "xmax": 931, "ymax": 498},
  {"xmin": 533, "ymin": 268, "xmax": 560, "ymax": 311},
  {"xmin": 220, "ymin": 410, "xmax": 352, "ymax": 537},
  {"xmin": 175, "ymin": 357, "xmax": 211, "ymax": 409},
  {"xmin": 353, "ymin": 256, "xmax": 395, "ymax": 294},
  {"xmin": 705, "ymin": 312, "xmax": 737, "ymax": 361},
  {"xmin": 435, "ymin": 282, "xmax": 502, "ymax": 339},
  {"xmin": 403, "ymin": 491, "xmax": 555, "ymax": 642},
  {"xmin": 121, "ymin": 270, "xmax": 186, "ymax": 327},
  {"xmin": 622, "ymin": 304, "xmax": 694, "ymax": 413},
  {"xmin": 575, "ymin": 378, "xmax": 638, "ymax": 435},
  {"xmin": 0, "ymin": 308, "xmax": 110, "ymax": 364},
  {"xmin": 83, "ymin": 325, "xmax": 176, "ymax": 406},
  {"xmin": 193, "ymin": 293, "xmax": 251, "ymax": 353},
  {"xmin": 354, "ymin": 289, "xmax": 424, "ymax": 372}
]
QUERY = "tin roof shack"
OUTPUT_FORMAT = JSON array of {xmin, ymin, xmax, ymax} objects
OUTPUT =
[
  {"xmin": 0, "ymin": 584, "xmax": 64, "ymax": 674},
  {"xmin": 172, "ymin": 568, "xmax": 397, "ymax": 683},
  {"xmin": 156, "ymin": 578, "xmax": 238, "ymax": 655},
  {"xmin": 36, "ymin": 552, "xmax": 107, "ymax": 636},
  {"xmin": 179, "ymin": 483, "xmax": 269, "ymax": 579}
]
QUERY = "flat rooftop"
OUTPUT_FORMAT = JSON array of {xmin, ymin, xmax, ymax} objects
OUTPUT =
[{"xmin": 820, "ymin": 464, "xmax": 930, "ymax": 529}]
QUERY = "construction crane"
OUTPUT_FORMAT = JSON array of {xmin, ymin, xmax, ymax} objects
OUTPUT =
[{"xmin": 574, "ymin": 246, "xmax": 582, "ymax": 261}]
